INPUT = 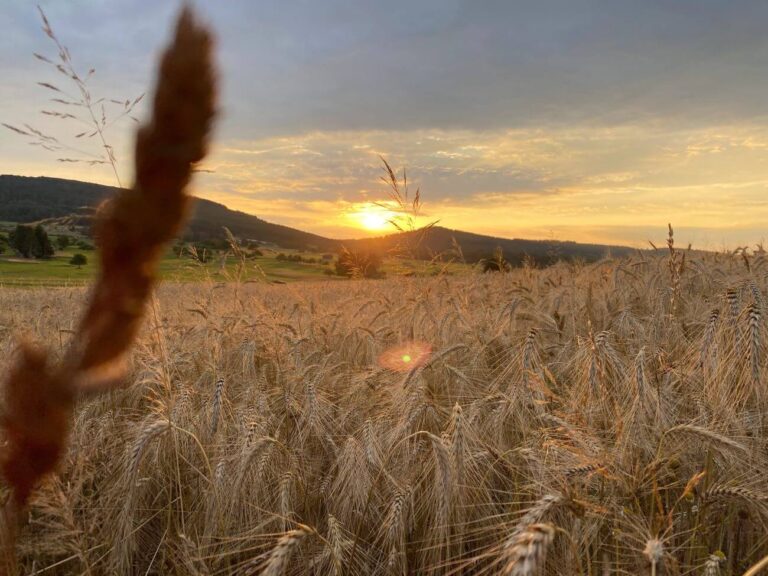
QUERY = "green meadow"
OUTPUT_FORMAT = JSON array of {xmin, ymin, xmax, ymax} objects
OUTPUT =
[{"xmin": 0, "ymin": 246, "xmax": 470, "ymax": 287}]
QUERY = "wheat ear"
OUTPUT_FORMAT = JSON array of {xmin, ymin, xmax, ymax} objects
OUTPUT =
[{"xmin": 0, "ymin": 6, "xmax": 216, "ymax": 569}]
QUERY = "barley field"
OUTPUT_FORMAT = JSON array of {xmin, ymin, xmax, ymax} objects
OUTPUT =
[{"xmin": 2, "ymin": 247, "xmax": 767, "ymax": 575}]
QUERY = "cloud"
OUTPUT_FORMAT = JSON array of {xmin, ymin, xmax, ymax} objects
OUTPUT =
[
  {"xmin": 7, "ymin": 1, "xmax": 768, "ymax": 140},
  {"xmin": 207, "ymin": 0, "xmax": 768, "ymax": 136},
  {"xmin": 3, "ymin": 2, "xmax": 768, "ymax": 246},
  {"xmin": 179, "ymin": 124, "xmax": 768, "ymax": 245}
]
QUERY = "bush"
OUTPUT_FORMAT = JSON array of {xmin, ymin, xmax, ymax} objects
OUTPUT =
[
  {"xmin": 335, "ymin": 247, "xmax": 384, "ymax": 278},
  {"xmin": 56, "ymin": 235, "xmax": 71, "ymax": 250},
  {"xmin": 69, "ymin": 253, "xmax": 88, "ymax": 268},
  {"xmin": 480, "ymin": 246, "xmax": 510, "ymax": 273},
  {"xmin": 76, "ymin": 240, "xmax": 95, "ymax": 251},
  {"xmin": 274, "ymin": 252, "xmax": 320, "ymax": 264},
  {"xmin": 172, "ymin": 243, "xmax": 185, "ymax": 257},
  {"xmin": 186, "ymin": 244, "xmax": 212, "ymax": 263}
]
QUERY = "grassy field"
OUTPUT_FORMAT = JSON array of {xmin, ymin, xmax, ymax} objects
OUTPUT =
[
  {"xmin": 0, "ymin": 245, "xmax": 471, "ymax": 287},
  {"xmin": 0, "ymin": 247, "xmax": 328, "ymax": 286},
  {"xmin": 2, "ymin": 249, "xmax": 768, "ymax": 574}
]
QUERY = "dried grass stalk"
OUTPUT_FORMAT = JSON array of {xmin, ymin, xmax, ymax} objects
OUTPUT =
[{"xmin": 0, "ymin": 2, "xmax": 216, "ymax": 558}]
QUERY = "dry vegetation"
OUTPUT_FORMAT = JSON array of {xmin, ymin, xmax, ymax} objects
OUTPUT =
[
  {"xmin": 2, "ymin": 4, "xmax": 768, "ymax": 576},
  {"xmin": 1, "ymin": 246, "xmax": 768, "ymax": 574},
  {"xmin": 1, "ymin": 4, "xmax": 216, "ymax": 574}
]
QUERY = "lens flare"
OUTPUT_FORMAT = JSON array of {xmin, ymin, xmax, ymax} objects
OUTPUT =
[{"xmin": 378, "ymin": 341, "xmax": 432, "ymax": 372}]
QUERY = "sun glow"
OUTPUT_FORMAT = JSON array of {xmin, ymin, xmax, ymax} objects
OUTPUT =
[{"xmin": 350, "ymin": 203, "xmax": 397, "ymax": 232}]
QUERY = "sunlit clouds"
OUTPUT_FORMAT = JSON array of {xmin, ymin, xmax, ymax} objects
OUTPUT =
[
  {"xmin": 4, "ymin": 121, "xmax": 768, "ymax": 248},
  {"xmin": 179, "ymin": 124, "xmax": 768, "ymax": 247},
  {"xmin": 4, "ymin": 1, "xmax": 768, "ymax": 248}
]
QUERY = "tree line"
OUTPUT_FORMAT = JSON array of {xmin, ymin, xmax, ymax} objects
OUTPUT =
[{"xmin": 5, "ymin": 224, "xmax": 54, "ymax": 259}]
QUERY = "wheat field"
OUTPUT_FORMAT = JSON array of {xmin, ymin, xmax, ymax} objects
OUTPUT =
[
  {"xmin": 5, "ymin": 4, "xmax": 766, "ymax": 576},
  {"xmin": 2, "ymin": 248, "xmax": 767, "ymax": 575}
]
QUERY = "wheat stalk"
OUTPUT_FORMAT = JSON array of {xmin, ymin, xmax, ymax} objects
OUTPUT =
[{"xmin": 0, "ymin": 5, "xmax": 216, "ymax": 570}]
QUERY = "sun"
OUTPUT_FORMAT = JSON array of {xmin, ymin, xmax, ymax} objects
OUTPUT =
[
  {"xmin": 351, "ymin": 204, "xmax": 396, "ymax": 232},
  {"xmin": 359, "ymin": 210, "xmax": 389, "ymax": 231}
]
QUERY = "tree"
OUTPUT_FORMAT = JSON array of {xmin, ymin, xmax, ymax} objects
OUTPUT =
[
  {"xmin": 32, "ymin": 225, "xmax": 55, "ymax": 259},
  {"xmin": 8, "ymin": 224, "xmax": 54, "ymax": 259},
  {"xmin": 9, "ymin": 224, "xmax": 35, "ymax": 258},
  {"xmin": 56, "ymin": 234, "xmax": 71, "ymax": 250},
  {"xmin": 69, "ymin": 253, "xmax": 87, "ymax": 268}
]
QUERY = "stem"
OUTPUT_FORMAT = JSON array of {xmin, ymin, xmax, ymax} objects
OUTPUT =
[
  {"xmin": 745, "ymin": 555, "xmax": 768, "ymax": 576},
  {"xmin": 83, "ymin": 93, "xmax": 122, "ymax": 187}
]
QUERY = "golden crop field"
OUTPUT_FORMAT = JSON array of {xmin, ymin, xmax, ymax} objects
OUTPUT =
[
  {"xmin": 3, "ymin": 4, "xmax": 768, "ymax": 575},
  {"xmin": 2, "ymin": 248, "xmax": 767, "ymax": 575}
]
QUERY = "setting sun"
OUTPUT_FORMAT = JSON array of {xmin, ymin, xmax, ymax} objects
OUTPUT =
[{"xmin": 349, "ymin": 204, "xmax": 397, "ymax": 232}]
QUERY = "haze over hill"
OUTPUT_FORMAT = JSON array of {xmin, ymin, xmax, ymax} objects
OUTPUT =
[{"xmin": 0, "ymin": 175, "xmax": 634, "ymax": 263}]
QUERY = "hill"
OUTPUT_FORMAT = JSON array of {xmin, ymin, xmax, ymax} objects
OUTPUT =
[
  {"xmin": 341, "ymin": 226, "xmax": 633, "ymax": 265},
  {"xmin": 0, "ymin": 175, "xmax": 336, "ymax": 251},
  {"xmin": 0, "ymin": 174, "xmax": 634, "ymax": 263}
]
